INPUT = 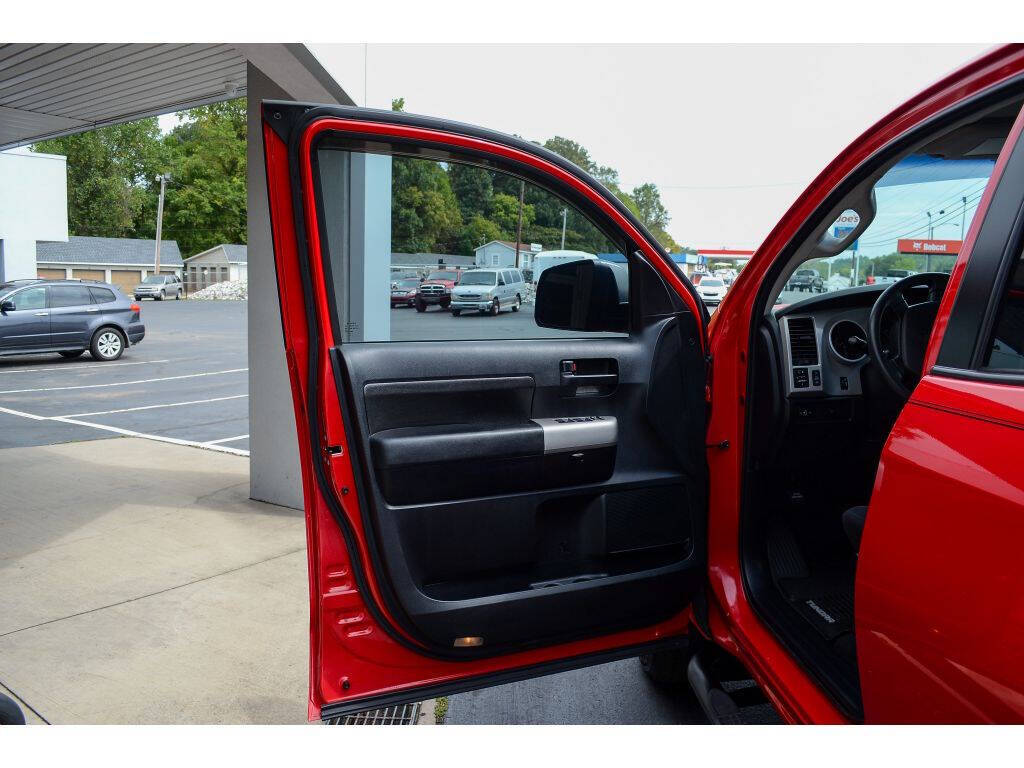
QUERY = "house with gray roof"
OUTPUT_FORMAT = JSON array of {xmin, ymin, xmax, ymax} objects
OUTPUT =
[
  {"xmin": 182, "ymin": 243, "xmax": 248, "ymax": 292},
  {"xmin": 390, "ymin": 252, "xmax": 475, "ymax": 276},
  {"xmin": 36, "ymin": 235, "xmax": 183, "ymax": 293}
]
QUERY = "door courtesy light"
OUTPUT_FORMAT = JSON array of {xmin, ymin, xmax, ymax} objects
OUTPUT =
[{"xmin": 453, "ymin": 636, "xmax": 484, "ymax": 648}]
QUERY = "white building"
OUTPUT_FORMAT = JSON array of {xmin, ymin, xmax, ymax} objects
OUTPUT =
[
  {"xmin": 474, "ymin": 240, "xmax": 543, "ymax": 269},
  {"xmin": 0, "ymin": 148, "xmax": 68, "ymax": 281},
  {"xmin": 183, "ymin": 243, "xmax": 248, "ymax": 291}
]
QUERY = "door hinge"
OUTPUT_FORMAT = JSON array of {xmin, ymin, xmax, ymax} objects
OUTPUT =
[{"xmin": 706, "ymin": 439, "xmax": 730, "ymax": 450}]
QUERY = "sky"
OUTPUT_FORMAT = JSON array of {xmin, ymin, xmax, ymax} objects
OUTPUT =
[{"xmin": 307, "ymin": 44, "xmax": 990, "ymax": 252}]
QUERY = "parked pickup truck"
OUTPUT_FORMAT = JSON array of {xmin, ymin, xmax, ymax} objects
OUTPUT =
[
  {"xmin": 786, "ymin": 268, "xmax": 824, "ymax": 292},
  {"xmin": 415, "ymin": 269, "xmax": 464, "ymax": 312}
]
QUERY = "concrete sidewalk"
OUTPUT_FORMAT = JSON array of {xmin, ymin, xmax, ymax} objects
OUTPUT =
[{"xmin": 0, "ymin": 437, "xmax": 308, "ymax": 724}]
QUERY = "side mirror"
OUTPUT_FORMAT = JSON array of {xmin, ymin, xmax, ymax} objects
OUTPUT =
[
  {"xmin": 0, "ymin": 300, "xmax": 15, "ymax": 314},
  {"xmin": 535, "ymin": 259, "xmax": 628, "ymax": 332},
  {"xmin": 498, "ymin": 278, "xmax": 506, "ymax": 286}
]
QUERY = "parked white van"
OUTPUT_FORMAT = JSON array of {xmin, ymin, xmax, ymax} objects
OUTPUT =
[
  {"xmin": 450, "ymin": 268, "xmax": 527, "ymax": 316},
  {"xmin": 531, "ymin": 250, "xmax": 597, "ymax": 284}
]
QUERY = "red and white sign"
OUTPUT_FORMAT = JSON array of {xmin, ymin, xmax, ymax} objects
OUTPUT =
[{"xmin": 897, "ymin": 238, "xmax": 962, "ymax": 255}]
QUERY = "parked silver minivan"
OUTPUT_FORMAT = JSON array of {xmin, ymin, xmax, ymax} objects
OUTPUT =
[{"xmin": 450, "ymin": 268, "xmax": 526, "ymax": 316}]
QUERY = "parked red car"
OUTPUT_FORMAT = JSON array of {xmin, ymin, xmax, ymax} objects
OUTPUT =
[
  {"xmin": 414, "ymin": 268, "xmax": 463, "ymax": 312},
  {"xmin": 263, "ymin": 44, "xmax": 1024, "ymax": 724},
  {"xmin": 390, "ymin": 277, "xmax": 421, "ymax": 308}
]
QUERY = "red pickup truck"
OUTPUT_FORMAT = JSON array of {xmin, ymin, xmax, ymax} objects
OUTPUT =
[
  {"xmin": 414, "ymin": 269, "xmax": 464, "ymax": 312},
  {"xmin": 262, "ymin": 44, "xmax": 1024, "ymax": 724}
]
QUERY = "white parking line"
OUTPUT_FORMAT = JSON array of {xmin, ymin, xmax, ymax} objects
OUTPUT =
[
  {"xmin": 0, "ymin": 405, "xmax": 47, "ymax": 421},
  {"xmin": 0, "ymin": 367, "xmax": 248, "ymax": 395},
  {"xmin": 0, "ymin": 403, "xmax": 250, "ymax": 456},
  {"xmin": 61, "ymin": 394, "xmax": 248, "ymax": 419},
  {"xmin": 0, "ymin": 359, "xmax": 172, "ymax": 374},
  {"xmin": 51, "ymin": 415, "xmax": 250, "ymax": 456},
  {"xmin": 204, "ymin": 434, "xmax": 249, "ymax": 445}
]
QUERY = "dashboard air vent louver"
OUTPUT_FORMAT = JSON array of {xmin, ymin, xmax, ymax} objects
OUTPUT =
[{"xmin": 788, "ymin": 317, "xmax": 819, "ymax": 366}]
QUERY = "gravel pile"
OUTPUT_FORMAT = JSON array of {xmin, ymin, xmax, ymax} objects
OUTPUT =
[{"xmin": 190, "ymin": 280, "xmax": 248, "ymax": 301}]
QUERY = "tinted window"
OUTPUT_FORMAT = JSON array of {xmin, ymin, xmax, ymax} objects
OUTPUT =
[
  {"xmin": 983, "ymin": 250, "xmax": 1024, "ymax": 371},
  {"xmin": 89, "ymin": 287, "xmax": 117, "ymax": 304},
  {"xmin": 8, "ymin": 286, "xmax": 46, "ymax": 310},
  {"xmin": 50, "ymin": 285, "xmax": 94, "ymax": 308}
]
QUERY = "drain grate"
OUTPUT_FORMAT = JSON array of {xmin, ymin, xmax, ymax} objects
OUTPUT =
[{"xmin": 328, "ymin": 702, "xmax": 422, "ymax": 725}]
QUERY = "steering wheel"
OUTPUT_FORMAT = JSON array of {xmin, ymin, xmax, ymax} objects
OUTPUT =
[{"xmin": 867, "ymin": 272, "xmax": 949, "ymax": 400}]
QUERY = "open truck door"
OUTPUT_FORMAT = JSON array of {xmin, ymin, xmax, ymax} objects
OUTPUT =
[{"xmin": 262, "ymin": 103, "xmax": 711, "ymax": 720}]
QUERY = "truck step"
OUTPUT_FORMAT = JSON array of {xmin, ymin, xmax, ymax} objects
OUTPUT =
[{"xmin": 687, "ymin": 649, "xmax": 782, "ymax": 725}]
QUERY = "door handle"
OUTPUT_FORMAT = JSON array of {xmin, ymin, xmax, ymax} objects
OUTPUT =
[
  {"xmin": 561, "ymin": 373, "xmax": 618, "ymax": 386},
  {"xmin": 86, "ymin": 307, "xmax": 100, "ymax": 312},
  {"xmin": 33, "ymin": 312, "xmax": 48, "ymax": 316}
]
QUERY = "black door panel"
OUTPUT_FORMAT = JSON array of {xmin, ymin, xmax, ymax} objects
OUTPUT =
[{"xmin": 332, "ymin": 319, "xmax": 704, "ymax": 652}]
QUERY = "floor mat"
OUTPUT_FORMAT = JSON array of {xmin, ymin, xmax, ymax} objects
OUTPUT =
[{"xmin": 767, "ymin": 525, "xmax": 855, "ymax": 641}]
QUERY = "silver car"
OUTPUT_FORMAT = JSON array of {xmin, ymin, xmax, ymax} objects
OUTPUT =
[
  {"xmin": 450, "ymin": 268, "xmax": 526, "ymax": 316},
  {"xmin": 134, "ymin": 274, "xmax": 183, "ymax": 301}
]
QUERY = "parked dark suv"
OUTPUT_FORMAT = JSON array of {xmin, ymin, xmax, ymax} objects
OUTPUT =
[{"xmin": 0, "ymin": 279, "xmax": 145, "ymax": 361}]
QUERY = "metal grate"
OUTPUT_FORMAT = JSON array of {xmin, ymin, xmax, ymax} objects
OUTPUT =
[{"xmin": 328, "ymin": 702, "xmax": 422, "ymax": 725}]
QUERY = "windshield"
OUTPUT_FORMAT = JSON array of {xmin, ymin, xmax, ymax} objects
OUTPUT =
[
  {"xmin": 774, "ymin": 153, "xmax": 999, "ymax": 306},
  {"xmin": 397, "ymin": 278, "xmax": 420, "ymax": 289},
  {"xmin": 702, "ymin": 278, "xmax": 724, "ymax": 287},
  {"xmin": 142, "ymin": 275, "xmax": 165, "ymax": 284},
  {"xmin": 427, "ymin": 271, "xmax": 458, "ymax": 281},
  {"xmin": 458, "ymin": 272, "xmax": 498, "ymax": 286}
]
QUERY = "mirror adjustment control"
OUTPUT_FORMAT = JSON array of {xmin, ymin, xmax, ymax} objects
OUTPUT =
[{"xmin": 793, "ymin": 367, "xmax": 809, "ymax": 388}]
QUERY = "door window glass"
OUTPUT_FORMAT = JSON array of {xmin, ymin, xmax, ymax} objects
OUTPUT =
[
  {"xmin": 982, "ymin": 247, "xmax": 1024, "ymax": 371},
  {"xmin": 50, "ymin": 285, "xmax": 94, "ymax": 308},
  {"xmin": 9, "ymin": 287, "xmax": 46, "ymax": 310},
  {"xmin": 89, "ymin": 287, "xmax": 117, "ymax": 304},
  {"xmin": 315, "ymin": 148, "xmax": 628, "ymax": 342}
]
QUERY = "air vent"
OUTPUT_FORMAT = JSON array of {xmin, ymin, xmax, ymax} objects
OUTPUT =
[{"xmin": 788, "ymin": 317, "xmax": 819, "ymax": 366}]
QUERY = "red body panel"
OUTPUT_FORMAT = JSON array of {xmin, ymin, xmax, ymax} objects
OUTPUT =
[
  {"xmin": 702, "ymin": 44, "xmax": 1024, "ymax": 723},
  {"xmin": 856, "ymin": 375, "xmax": 1024, "ymax": 722}
]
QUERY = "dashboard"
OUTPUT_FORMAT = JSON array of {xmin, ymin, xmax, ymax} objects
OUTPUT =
[{"xmin": 774, "ymin": 285, "xmax": 885, "ymax": 401}]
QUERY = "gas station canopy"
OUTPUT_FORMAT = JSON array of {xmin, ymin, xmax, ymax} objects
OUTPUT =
[{"xmin": 0, "ymin": 43, "xmax": 349, "ymax": 150}]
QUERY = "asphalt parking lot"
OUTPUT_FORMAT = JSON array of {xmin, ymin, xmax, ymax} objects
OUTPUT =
[{"xmin": 0, "ymin": 300, "xmax": 249, "ymax": 454}]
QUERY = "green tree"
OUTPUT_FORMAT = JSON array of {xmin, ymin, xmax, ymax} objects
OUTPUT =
[
  {"xmin": 455, "ymin": 215, "xmax": 503, "ymax": 254},
  {"xmin": 448, "ymin": 163, "xmax": 494, "ymax": 220},
  {"xmin": 33, "ymin": 120, "xmax": 168, "ymax": 238},
  {"xmin": 391, "ymin": 157, "xmax": 462, "ymax": 253},
  {"xmin": 491, "ymin": 193, "xmax": 535, "ymax": 235},
  {"xmin": 391, "ymin": 97, "xmax": 405, "ymax": 112},
  {"xmin": 156, "ymin": 99, "xmax": 247, "ymax": 256}
]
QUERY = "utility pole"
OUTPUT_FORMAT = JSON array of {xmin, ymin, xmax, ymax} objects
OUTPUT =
[
  {"xmin": 560, "ymin": 208, "xmax": 567, "ymax": 249},
  {"xmin": 961, "ymin": 195, "xmax": 967, "ymax": 236},
  {"xmin": 514, "ymin": 180, "xmax": 525, "ymax": 269},
  {"xmin": 154, "ymin": 174, "xmax": 167, "ymax": 277},
  {"xmin": 927, "ymin": 210, "xmax": 933, "ymax": 239}
]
